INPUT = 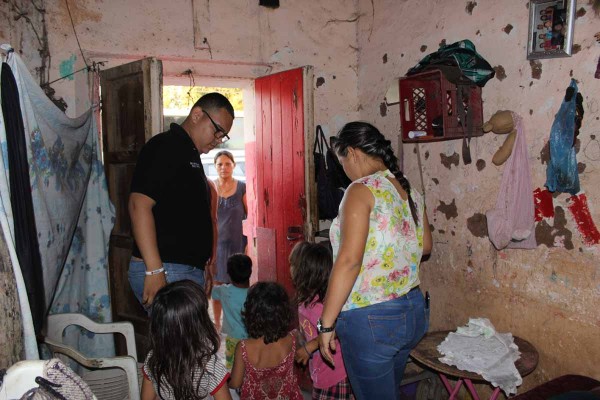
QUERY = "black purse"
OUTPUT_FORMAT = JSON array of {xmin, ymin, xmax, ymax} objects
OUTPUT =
[{"xmin": 314, "ymin": 126, "xmax": 350, "ymax": 220}]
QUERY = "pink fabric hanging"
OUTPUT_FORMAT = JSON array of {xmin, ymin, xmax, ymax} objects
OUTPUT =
[{"xmin": 486, "ymin": 113, "xmax": 537, "ymax": 250}]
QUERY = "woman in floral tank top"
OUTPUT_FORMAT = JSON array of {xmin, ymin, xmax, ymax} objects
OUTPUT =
[{"xmin": 317, "ymin": 122, "xmax": 432, "ymax": 400}]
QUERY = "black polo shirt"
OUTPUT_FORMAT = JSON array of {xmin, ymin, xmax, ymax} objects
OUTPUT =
[{"xmin": 130, "ymin": 123, "xmax": 212, "ymax": 269}]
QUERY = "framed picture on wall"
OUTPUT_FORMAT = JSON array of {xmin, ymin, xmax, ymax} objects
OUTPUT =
[{"xmin": 527, "ymin": 0, "xmax": 575, "ymax": 59}]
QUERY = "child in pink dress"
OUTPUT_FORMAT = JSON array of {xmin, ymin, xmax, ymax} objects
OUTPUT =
[
  {"xmin": 290, "ymin": 242, "xmax": 354, "ymax": 400},
  {"xmin": 229, "ymin": 282, "xmax": 303, "ymax": 400}
]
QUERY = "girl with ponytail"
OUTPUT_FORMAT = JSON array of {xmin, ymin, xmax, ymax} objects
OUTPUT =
[{"xmin": 317, "ymin": 122, "xmax": 432, "ymax": 400}]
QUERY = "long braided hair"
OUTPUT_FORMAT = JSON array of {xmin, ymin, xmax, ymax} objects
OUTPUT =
[{"xmin": 331, "ymin": 121, "xmax": 419, "ymax": 226}]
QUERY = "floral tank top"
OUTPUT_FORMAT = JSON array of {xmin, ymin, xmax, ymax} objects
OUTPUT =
[{"xmin": 330, "ymin": 169, "xmax": 425, "ymax": 312}]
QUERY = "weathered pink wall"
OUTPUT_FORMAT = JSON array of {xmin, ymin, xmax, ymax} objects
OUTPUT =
[
  {"xmin": 1, "ymin": 0, "xmax": 362, "ymax": 127},
  {"xmin": 356, "ymin": 0, "xmax": 600, "ymax": 393},
  {"xmin": 3, "ymin": 0, "xmax": 599, "ymax": 393}
]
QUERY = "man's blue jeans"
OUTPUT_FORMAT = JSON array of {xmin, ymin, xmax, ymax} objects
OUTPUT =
[
  {"xmin": 128, "ymin": 260, "xmax": 205, "ymax": 310},
  {"xmin": 335, "ymin": 288, "xmax": 429, "ymax": 400}
]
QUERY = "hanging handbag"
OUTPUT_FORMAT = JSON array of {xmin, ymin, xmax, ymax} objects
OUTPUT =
[{"xmin": 314, "ymin": 126, "xmax": 349, "ymax": 220}]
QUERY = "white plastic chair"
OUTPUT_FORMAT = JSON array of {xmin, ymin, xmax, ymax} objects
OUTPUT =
[
  {"xmin": 44, "ymin": 313, "xmax": 141, "ymax": 400},
  {"xmin": 0, "ymin": 360, "xmax": 45, "ymax": 399},
  {"xmin": 0, "ymin": 359, "xmax": 98, "ymax": 400}
]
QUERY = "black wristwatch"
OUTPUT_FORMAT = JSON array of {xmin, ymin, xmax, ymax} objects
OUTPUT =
[{"xmin": 317, "ymin": 318, "xmax": 336, "ymax": 333}]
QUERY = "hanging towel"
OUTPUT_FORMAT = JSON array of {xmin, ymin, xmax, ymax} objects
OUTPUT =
[{"xmin": 486, "ymin": 113, "xmax": 536, "ymax": 250}]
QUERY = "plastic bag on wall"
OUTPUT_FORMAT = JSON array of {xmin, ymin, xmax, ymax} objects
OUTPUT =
[{"xmin": 545, "ymin": 79, "xmax": 580, "ymax": 195}]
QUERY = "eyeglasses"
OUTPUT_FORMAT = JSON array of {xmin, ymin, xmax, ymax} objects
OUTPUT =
[{"xmin": 203, "ymin": 110, "xmax": 230, "ymax": 143}]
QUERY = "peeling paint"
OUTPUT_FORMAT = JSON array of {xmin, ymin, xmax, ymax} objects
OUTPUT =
[
  {"xmin": 467, "ymin": 213, "xmax": 488, "ymax": 238},
  {"xmin": 437, "ymin": 199, "xmax": 458, "ymax": 220},
  {"xmin": 578, "ymin": 162, "xmax": 587, "ymax": 173},
  {"xmin": 494, "ymin": 65, "xmax": 507, "ymax": 81},
  {"xmin": 535, "ymin": 207, "xmax": 574, "ymax": 249},
  {"xmin": 539, "ymin": 141, "xmax": 550, "ymax": 164},
  {"xmin": 502, "ymin": 24, "xmax": 513, "ymax": 34},
  {"xmin": 59, "ymin": 55, "xmax": 77, "ymax": 81},
  {"xmin": 476, "ymin": 159, "xmax": 486, "ymax": 171},
  {"xmin": 572, "ymin": 44, "xmax": 582, "ymax": 54},
  {"xmin": 567, "ymin": 193, "xmax": 600, "ymax": 246},
  {"xmin": 58, "ymin": 1, "xmax": 102, "ymax": 24},
  {"xmin": 439, "ymin": 39, "xmax": 447, "ymax": 48},
  {"xmin": 379, "ymin": 102, "xmax": 387, "ymax": 117},
  {"xmin": 316, "ymin": 77, "xmax": 325, "ymax": 87},
  {"xmin": 432, "ymin": 178, "xmax": 439, "ymax": 185},
  {"xmin": 576, "ymin": 7, "xmax": 587, "ymax": 18},
  {"xmin": 529, "ymin": 109, "xmax": 533, "ymax": 115},
  {"xmin": 534, "ymin": 187, "xmax": 554, "ymax": 221},
  {"xmin": 424, "ymin": 150, "xmax": 430, "ymax": 160},
  {"xmin": 382, "ymin": 53, "xmax": 387, "ymax": 63},
  {"xmin": 420, "ymin": 45, "xmax": 428, "ymax": 52},
  {"xmin": 530, "ymin": 60, "xmax": 542, "ymax": 80},
  {"xmin": 465, "ymin": 1, "xmax": 477, "ymax": 15},
  {"xmin": 440, "ymin": 152, "xmax": 460, "ymax": 169}
]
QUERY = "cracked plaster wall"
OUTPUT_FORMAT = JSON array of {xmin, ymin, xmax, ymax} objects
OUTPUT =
[
  {"xmin": 356, "ymin": 0, "xmax": 600, "ymax": 392},
  {"xmin": 4, "ymin": 0, "xmax": 600, "ymax": 390},
  {"xmin": 1, "ymin": 0, "xmax": 362, "ymax": 130}
]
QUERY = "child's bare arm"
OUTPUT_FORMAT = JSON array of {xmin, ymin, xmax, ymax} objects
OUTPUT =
[
  {"xmin": 295, "ymin": 338, "xmax": 318, "ymax": 366},
  {"xmin": 141, "ymin": 376, "xmax": 158, "ymax": 400},
  {"xmin": 228, "ymin": 341, "xmax": 245, "ymax": 389},
  {"xmin": 212, "ymin": 382, "xmax": 233, "ymax": 400}
]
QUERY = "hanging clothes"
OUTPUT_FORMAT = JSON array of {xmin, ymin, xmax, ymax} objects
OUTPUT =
[
  {"xmin": 0, "ymin": 47, "xmax": 37, "ymax": 359},
  {"xmin": 545, "ymin": 79, "xmax": 580, "ymax": 195},
  {"xmin": 1, "ymin": 46, "xmax": 115, "ymax": 358},
  {"xmin": 1, "ymin": 62, "xmax": 45, "ymax": 335},
  {"xmin": 486, "ymin": 112, "xmax": 536, "ymax": 250}
]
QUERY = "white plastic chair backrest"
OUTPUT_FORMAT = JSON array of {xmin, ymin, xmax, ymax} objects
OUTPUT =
[
  {"xmin": 0, "ymin": 360, "xmax": 45, "ymax": 399},
  {"xmin": 46, "ymin": 313, "xmax": 137, "ymax": 361}
]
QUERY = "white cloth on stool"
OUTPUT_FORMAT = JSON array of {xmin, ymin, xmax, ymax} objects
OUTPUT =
[{"xmin": 437, "ymin": 318, "xmax": 522, "ymax": 395}]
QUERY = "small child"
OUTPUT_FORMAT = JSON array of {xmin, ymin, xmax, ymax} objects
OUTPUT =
[
  {"xmin": 229, "ymin": 281, "xmax": 303, "ymax": 399},
  {"xmin": 211, "ymin": 253, "xmax": 252, "ymax": 369},
  {"xmin": 142, "ymin": 280, "xmax": 232, "ymax": 400},
  {"xmin": 290, "ymin": 241, "xmax": 354, "ymax": 399}
]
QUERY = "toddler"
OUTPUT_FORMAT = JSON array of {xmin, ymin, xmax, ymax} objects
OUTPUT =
[{"xmin": 211, "ymin": 253, "xmax": 252, "ymax": 369}]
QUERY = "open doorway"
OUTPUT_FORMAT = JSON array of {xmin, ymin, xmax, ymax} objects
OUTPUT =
[
  {"xmin": 162, "ymin": 85, "xmax": 249, "ymax": 182},
  {"xmin": 100, "ymin": 59, "xmax": 314, "ymax": 361}
]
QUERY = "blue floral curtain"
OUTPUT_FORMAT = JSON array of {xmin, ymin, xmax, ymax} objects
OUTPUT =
[{"xmin": 2, "ymin": 47, "xmax": 115, "ymax": 357}]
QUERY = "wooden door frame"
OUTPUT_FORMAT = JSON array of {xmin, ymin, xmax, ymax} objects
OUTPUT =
[{"xmin": 301, "ymin": 66, "xmax": 317, "ymax": 243}]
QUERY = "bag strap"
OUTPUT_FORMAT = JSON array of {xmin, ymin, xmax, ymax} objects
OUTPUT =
[
  {"xmin": 314, "ymin": 125, "xmax": 327, "ymax": 155},
  {"xmin": 457, "ymin": 84, "xmax": 472, "ymax": 164}
]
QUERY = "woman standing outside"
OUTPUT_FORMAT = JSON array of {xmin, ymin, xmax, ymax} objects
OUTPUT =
[
  {"xmin": 212, "ymin": 150, "xmax": 247, "ymax": 332},
  {"xmin": 317, "ymin": 122, "xmax": 432, "ymax": 400}
]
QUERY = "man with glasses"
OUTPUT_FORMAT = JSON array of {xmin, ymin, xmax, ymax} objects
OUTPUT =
[{"xmin": 128, "ymin": 92, "xmax": 234, "ymax": 309}]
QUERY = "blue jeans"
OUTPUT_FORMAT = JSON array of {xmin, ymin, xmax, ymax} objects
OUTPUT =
[
  {"xmin": 128, "ymin": 261, "xmax": 206, "ymax": 309},
  {"xmin": 335, "ymin": 288, "xmax": 429, "ymax": 400}
]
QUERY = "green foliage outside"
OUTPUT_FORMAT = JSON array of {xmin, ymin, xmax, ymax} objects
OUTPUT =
[{"xmin": 163, "ymin": 86, "xmax": 244, "ymax": 111}]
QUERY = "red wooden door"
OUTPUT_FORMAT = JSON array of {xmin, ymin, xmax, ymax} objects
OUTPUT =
[{"xmin": 250, "ymin": 67, "xmax": 315, "ymax": 293}]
